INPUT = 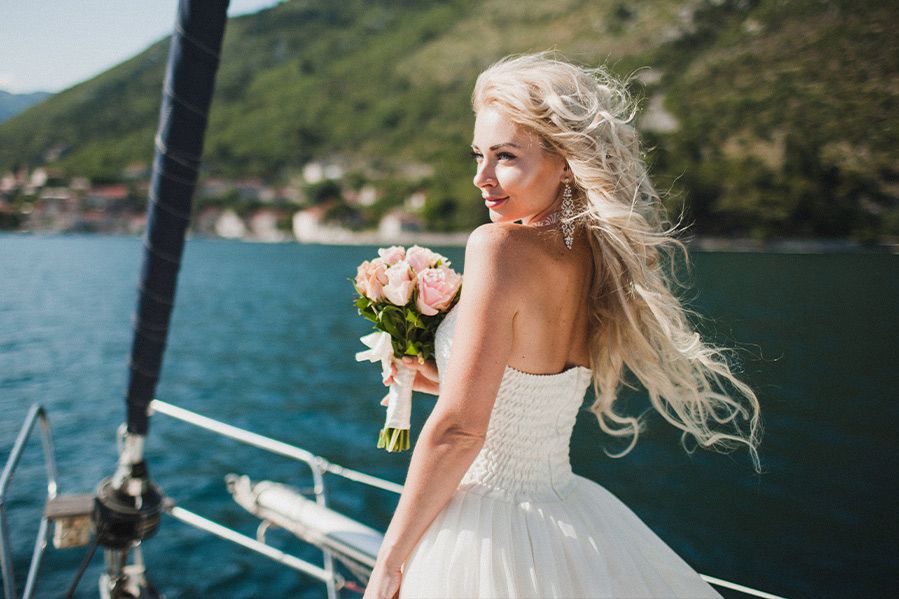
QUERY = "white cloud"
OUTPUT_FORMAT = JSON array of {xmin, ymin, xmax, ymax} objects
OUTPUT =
[{"xmin": 0, "ymin": 72, "xmax": 22, "ymax": 93}]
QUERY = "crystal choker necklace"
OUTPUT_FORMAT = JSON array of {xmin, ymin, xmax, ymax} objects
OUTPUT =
[{"xmin": 531, "ymin": 210, "xmax": 562, "ymax": 227}]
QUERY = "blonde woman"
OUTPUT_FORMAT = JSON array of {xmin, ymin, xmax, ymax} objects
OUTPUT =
[{"xmin": 364, "ymin": 53, "xmax": 761, "ymax": 599}]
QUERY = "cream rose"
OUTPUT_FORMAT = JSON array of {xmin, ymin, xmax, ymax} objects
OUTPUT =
[
  {"xmin": 355, "ymin": 259, "xmax": 389, "ymax": 302},
  {"xmin": 377, "ymin": 245, "xmax": 406, "ymax": 266},
  {"xmin": 406, "ymin": 245, "xmax": 448, "ymax": 273},
  {"xmin": 415, "ymin": 266, "xmax": 462, "ymax": 316},
  {"xmin": 382, "ymin": 261, "xmax": 414, "ymax": 306}
]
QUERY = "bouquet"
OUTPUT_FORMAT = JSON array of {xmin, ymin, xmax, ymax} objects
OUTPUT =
[{"xmin": 353, "ymin": 245, "xmax": 462, "ymax": 452}]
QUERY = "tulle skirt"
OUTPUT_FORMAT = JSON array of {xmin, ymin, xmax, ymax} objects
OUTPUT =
[{"xmin": 399, "ymin": 475, "xmax": 722, "ymax": 598}]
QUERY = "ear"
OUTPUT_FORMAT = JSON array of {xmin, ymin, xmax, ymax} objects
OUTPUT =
[{"xmin": 560, "ymin": 161, "xmax": 571, "ymax": 182}]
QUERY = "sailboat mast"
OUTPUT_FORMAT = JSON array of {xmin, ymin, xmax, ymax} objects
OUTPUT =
[
  {"xmin": 125, "ymin": 0, "xmax": 230, "ymax": 437},
  {"xmin": 86, "ymin": 3, "xmax": 231, "ymax": 595}
]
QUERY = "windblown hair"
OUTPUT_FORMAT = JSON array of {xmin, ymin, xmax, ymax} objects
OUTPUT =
[{"xmin": 473, "ymin": 52, "xmax": 762, "ymax": 471}]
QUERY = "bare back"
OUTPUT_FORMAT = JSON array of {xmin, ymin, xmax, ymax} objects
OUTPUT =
[{"xmin": 503, "ymin": 224, "xmax": 594, "ymax": 374}]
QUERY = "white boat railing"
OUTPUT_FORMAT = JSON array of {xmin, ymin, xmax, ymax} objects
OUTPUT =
[
  {"xmin": 165, "ymin": 504, "xmax": 338, "ymax": 583},
  {"xmin": 148, "ymin": 399, "xmax": 787, "ymax": 599},
  {"xmin": 0, "ymin": 401, "xmax": 787, "ymax": 598},
  {"xmin": 149, "ymin": 400, "xmax": 403, "ymax": 495}
]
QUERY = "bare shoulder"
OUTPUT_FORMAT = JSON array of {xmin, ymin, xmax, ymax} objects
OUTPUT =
[
  {"xmin": 456, "ymin": 223, "xmax": 536, "ymax": 320},
  {"xmin": 466, "ymin": 221, "xmax": 520, "ymax": 249},
  {"xmin": 465, "ymin": 223, "xmax": 541, "ymax": 280},
  {"xmin": 465, "ymin": 221, "xmax": 593, "ymax": 318}
]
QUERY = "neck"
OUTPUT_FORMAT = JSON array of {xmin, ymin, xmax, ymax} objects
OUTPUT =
[{"xmin": 522, "ymin": 197, "xmax": 563, "ymax": 227}]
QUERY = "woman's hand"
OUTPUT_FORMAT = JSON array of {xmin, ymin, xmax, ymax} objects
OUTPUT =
[
  {"xmin": 382, "ymin": 356, "xmax": 440, "ymax": 397},
  {"xmin": 362, "ymin": 561, "xmax": 403, "ymax": 599}
]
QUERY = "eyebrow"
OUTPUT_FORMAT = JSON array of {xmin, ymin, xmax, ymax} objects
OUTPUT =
[{"xmin": 470, "ymin": 142, "xmax": 522, "ymax": 151}]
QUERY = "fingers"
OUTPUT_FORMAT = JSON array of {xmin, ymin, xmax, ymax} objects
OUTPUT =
[
  {"xmin": 396, "ymin": 357, "xmax": 440, "ymax": 386},
  {"xmin": 400, "ymin": 356, "xmax": 434, "ymax": 371},
  {"xmin": 382, "ymin": 363, "xmax": 398, "ymax": 386},
  {"xmin": 405, "ymin": 357, "xmax": 439, "ymax": 383},
  {"xmin": 383, "ymin": 357, "xmax": 440, "ymax": 394}
]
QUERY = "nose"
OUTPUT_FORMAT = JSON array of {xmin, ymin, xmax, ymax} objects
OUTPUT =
[{"xmin": 473, "ymin": 160, "xmax": 495, "ymax": 190}]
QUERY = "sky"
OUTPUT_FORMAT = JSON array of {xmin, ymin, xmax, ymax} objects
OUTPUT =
[{"xmin": 0, "ymin": 0, "xmax": 282, "ymax": 94}]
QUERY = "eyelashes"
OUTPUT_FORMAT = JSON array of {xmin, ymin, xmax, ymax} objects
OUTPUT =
[{"xmin": 469, "ymin": 150, "xmax": 516, "ymax": 161}]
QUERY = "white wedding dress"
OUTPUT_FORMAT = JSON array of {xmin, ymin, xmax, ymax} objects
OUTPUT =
[{"xmin": 399, "ymin": 304, "xmax": 722, "ymax": 598}]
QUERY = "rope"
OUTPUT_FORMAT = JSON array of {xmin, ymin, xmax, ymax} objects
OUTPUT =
[{"xmin": 63, "ymin": 538, "xmax": 98, "ymax": 599}]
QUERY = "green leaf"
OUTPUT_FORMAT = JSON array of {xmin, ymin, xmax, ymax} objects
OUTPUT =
[
  {"xmin": 405, "ymin": 310, "xmax": 424, "ymax": 328},
  {"xmin": 380, "ymin": 315, "xmax": 400, "ymax": 338}
]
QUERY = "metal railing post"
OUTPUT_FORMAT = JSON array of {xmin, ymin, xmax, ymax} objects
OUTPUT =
[
  {"xmin": 0, "ymin": 501, "xmax": 15, "ymax": 599},
  {"xmin": 309, "ymin": 459, "xmax": 337, "ymax": 599},
  {"xmin": 1, "ymin": 404, "xmax": 59, "ymax": 599}
]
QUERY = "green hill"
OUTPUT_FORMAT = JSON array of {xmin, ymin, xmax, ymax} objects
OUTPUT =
[{"xmin": 1, "ymin": 0, "xmax": 896, "ymax": 240}]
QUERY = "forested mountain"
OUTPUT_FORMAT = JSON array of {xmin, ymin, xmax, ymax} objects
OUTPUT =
[
  {"xmin": 1, "ymin": 0, "xmax": 896, "ymax": 240},
  {"xmin": 0, "ymin": 90, "xmax": 51, "ymax": 123}
]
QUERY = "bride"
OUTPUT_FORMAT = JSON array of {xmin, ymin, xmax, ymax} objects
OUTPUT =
[{"xmin": 363, "ymin": 53, "xmax": 762, "ymax": 599}]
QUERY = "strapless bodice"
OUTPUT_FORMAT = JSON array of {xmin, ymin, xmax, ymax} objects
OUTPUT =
[{"xmin": 434, "ymin": 304, "xmax": 593, "ymax": 502}]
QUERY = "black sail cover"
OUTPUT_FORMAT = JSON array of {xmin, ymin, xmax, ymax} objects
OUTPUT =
[{"xmin": 126, "ymin": 0, "xmax": 230, "ymax": 435}]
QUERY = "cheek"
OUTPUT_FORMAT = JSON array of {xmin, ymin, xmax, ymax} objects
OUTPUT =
[
  {"xmin": 521, "ymin": 169, "xmax": 554, "ymax": 198},
  {"xmin": 499, "ymin": 165, "xmax": 535, "ymax": 192},
  {"xmin": 534, "ymin": 161, "xmax": 563, "ymax": 194}
]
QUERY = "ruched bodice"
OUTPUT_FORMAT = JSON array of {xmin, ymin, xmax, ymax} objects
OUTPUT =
[{"xmin": 434, "ymin": 304, "xmax": 593, "ymax": 502}]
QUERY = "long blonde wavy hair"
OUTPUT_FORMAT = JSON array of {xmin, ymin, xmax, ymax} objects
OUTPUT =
[{"xmin": 473, "ymin": 53, "xmax": 762, "ymax": 471}]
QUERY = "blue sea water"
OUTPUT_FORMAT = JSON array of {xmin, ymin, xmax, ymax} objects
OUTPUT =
[{"xmin": 1, "ymin": 233, "xmax": 896, "ymax": 598}]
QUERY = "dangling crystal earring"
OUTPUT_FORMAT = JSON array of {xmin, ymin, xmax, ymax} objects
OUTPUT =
[{"xmin": 560, "ymin": 180, "xmax": 575, "ymax": 250}]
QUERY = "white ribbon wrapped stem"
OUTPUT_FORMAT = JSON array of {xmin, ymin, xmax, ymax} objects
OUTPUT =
[
  {"xmin": 356, "ymin": 331, "xmax": 414, "ymax": 450},
  {"xmin": 384, "ymin": 363, "xmax": 414, "ymax": 430}
]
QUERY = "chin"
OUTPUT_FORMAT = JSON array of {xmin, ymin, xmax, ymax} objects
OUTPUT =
[{"xmin": 487, "ymin": 209, "xmax": 516, "ymax": 224}]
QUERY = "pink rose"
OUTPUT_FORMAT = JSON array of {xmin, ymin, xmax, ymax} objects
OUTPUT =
[
  {"xmin": 355, "ymin": 259, "xmax": 389, "ymax": 302},
  {"xmin": 377, "ymin": 245, "xmax": 406, "ymax": 266},
  {"xmin": 406, "ymin": 245, "xmax": 449, "ymax": 273},
  {"xmin": 383, "ymin": 261, "xmax": 414, "ymax": 306},
  {"xmin": 415, "ymin": 266, "xmax": 462, "ymax": 316}
]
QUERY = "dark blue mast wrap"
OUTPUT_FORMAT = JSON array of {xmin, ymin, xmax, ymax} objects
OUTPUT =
[{"xmin": 126, "ymin": 0, "xmax": 230, "ymax": 435}]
